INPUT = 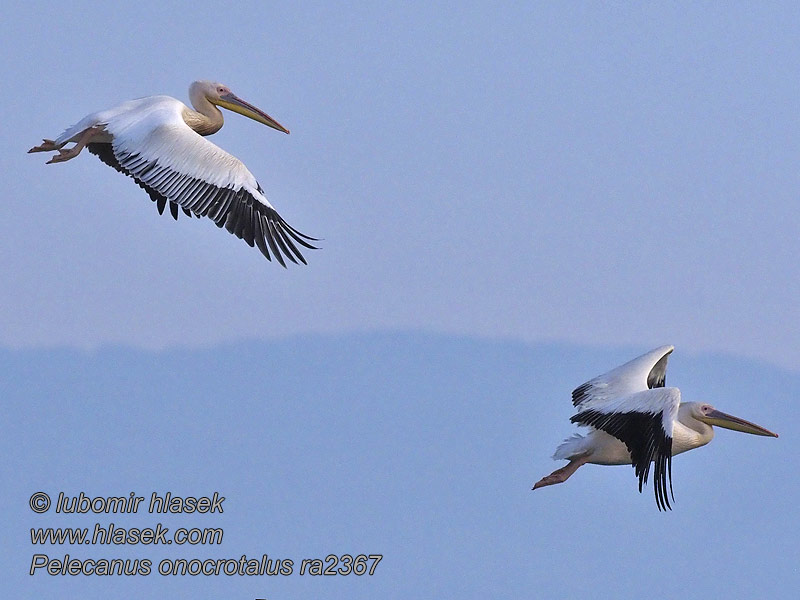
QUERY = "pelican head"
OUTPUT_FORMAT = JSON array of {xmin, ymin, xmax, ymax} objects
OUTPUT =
[
  {"xmin": 190, "ymin": 80, "xmax": 290, "ymax": 134},
  {"xmin": 691, "ymin": 402, "xmax": 778, "ymax": 437}
]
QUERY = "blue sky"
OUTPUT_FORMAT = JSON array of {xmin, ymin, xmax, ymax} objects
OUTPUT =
[
  {"xmin": 3, "ymin": 336, "xmax": 797, "ymax": 599},
  {"xmin": 2, "ymin": 3, "xmax": 799, "ymax": 598},
  {"xmin": 0, "ymin": 1, "xmax": 797, "ymax": 370}
]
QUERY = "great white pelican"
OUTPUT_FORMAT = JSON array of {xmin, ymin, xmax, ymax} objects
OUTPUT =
[
  {"xmin": 29, "ymin": 80, "xmax": 317, "ymax": 266},
  {"xmin": 532, "ymin": 345, "xmax": 778, "ymax": 510}
]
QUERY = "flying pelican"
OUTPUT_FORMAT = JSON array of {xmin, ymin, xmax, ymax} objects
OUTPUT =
[
  {"xmin": 532, "ymin": 345, "xmax": 778, "ymax": 510},
  {"xmin": 28, "ymin": 81, "xmax": 317, "ymax": 266}
]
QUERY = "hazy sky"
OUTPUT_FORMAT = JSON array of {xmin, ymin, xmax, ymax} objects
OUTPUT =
[
  {"xmin": 1, "ymin": 2, "xmax": 798, "ymax": 371},
  {"xmin": 4, "ymin": 336, "xmax": 797, "ymax": 599},
  {"xmin": 4, "ymin": 4, "xmax": 798, "ymax": 597}
]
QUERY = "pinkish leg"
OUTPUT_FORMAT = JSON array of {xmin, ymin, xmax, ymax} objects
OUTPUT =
[
  {"xmin": 28, "ymin": 139, "xmax": 63, "ymax": 153},
  {"xmin": 44, "ymin": 126, "xmax": 103, "ymax": 164},
  {"xmin": 532, "ymin": 455, "xmax": 590, "ymax": 490}
]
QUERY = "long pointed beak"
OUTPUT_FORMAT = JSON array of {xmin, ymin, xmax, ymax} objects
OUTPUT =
[
  {"xmin": 215, "ymin": 92, "xmax": 290, "ymax": 134},
  {"xmin": 703, "ymin": 409, "xmax": 778, "ymax": 437}
]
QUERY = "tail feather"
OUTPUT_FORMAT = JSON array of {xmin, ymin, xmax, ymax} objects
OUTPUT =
[
  {"xmin": 553, "ymin": 434, "xmax": 586, "ymax": 461},
  {"xmin": 55, "ymin": 112, "xmax": 105, "ymax": 145}
]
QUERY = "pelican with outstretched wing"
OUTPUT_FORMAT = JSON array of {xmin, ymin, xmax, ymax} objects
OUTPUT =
[
  {"xmin": 532, "ymin": 345, "xmax": 778, "ymax": 510},
  {"xmin": 29, "ymin": 80, "xmax": 317, "ymax": 266}
]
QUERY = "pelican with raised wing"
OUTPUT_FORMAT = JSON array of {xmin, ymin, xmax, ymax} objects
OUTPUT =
[
  {"xmin": 29, "ymin": 81, "xmax": 317, "ymax": 266},
  {"xmin": 532, "ymin": 345, "xmax": 778, "ymax": 510}
]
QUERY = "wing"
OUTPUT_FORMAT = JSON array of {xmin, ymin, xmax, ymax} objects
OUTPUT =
[
  {"xmin": 87, "ymin": 142, "xmax": 193, "ymax": 221},
  {"xmin": 571, "ymin": 345, "xmax": 674, "ymax": 409},
  {"xmin": 96, "ymin": 97, "xmax": 317, "ymax": 266},
  {"xmin": 571, "ymin": 387, "xmax": 681, "ymax": 511}
]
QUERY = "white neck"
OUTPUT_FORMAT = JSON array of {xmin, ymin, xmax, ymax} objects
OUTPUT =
[{"xmin": 672, "ymin": 404, "xmax": 714, "ymax": 455}]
